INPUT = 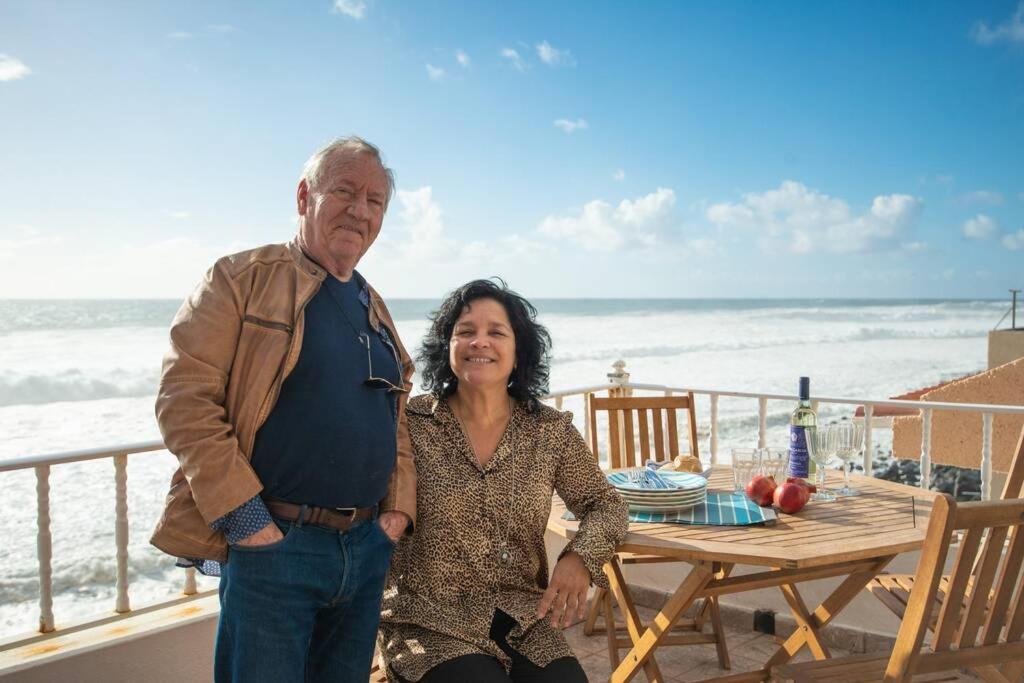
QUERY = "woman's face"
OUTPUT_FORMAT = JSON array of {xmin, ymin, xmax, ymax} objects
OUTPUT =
[{"xmin": 449, "ymin": 298, "xmax": 517, "ymax": 392}]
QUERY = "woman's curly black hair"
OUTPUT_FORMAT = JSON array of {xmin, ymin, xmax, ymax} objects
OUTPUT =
[{"xmin": 418, "ymin": 278, "xmax": 552, "ymax": 410}]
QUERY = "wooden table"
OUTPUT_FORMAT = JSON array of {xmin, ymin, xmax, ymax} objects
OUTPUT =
[{"xmin": 548, "ymin": 467, "xmax": 941, "ymax": 682}]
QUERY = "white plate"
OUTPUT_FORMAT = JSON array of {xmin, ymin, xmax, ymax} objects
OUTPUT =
[
  {"xmin": 607, "ymin": 471, "xmax": 707, "ymax": 492},
  {"xmin": 619, "ymin": 488, "xmax": 707, "ymax": 503},
  {"xmin": 627, "ymin": 497, "xmax": 705, "ymax": 513}
]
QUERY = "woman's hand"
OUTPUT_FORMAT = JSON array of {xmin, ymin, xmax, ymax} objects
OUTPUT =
[{"xmin": 536, "ymin": 551, "xmax": 591, "ymax": 628}]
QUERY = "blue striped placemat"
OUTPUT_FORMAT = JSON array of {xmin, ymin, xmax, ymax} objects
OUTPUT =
[{"xmin": 564, "ymin": 492, "xmax": 776, "ymax": 526}]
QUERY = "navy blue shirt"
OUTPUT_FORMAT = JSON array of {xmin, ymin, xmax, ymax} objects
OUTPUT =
[{"xmin": 249, "ymin": 273, "xmax": 401, "ymax": 509}]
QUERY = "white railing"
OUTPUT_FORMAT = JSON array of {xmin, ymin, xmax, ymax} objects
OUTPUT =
[{"xmin": 2, "ymin": 360, "xmax": 1023, "ymax": 644}]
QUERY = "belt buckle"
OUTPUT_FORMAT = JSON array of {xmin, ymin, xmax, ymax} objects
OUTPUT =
[{"xmin": 333, "ymin": 507, "xmax": 357, "ymax": 517}]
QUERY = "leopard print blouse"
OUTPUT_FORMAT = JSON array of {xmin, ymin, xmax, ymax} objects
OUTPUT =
[{"xmin": 378, "ymin": 394, "xmax": 628, "ymax": 681}]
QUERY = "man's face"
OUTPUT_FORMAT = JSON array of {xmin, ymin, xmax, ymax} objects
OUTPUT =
[{"xmin": 296, "ymin": 151, "xmax": 388, "ymax": 278}]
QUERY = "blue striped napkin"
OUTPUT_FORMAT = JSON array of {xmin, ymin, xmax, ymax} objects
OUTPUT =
[{"xmin": 564, "ymin": 492, "xmax": 776, "ymax": 526}]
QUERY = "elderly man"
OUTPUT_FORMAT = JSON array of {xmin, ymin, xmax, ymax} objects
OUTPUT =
[{"xmin": 150, "ymin": 137, "xmax": 414, "ymax": 682}]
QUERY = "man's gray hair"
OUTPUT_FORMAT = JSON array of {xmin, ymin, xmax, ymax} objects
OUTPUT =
[{"xmin": 301, "ymin": 136, "xmax": 396, "ymax": 207}]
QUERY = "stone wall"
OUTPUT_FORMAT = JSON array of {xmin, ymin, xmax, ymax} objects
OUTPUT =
[{"xmin": 892, "ymin": 357, "xmax": 1024, "ymax": 472}]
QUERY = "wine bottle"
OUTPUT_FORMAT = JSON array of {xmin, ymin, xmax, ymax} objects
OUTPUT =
[{"xmin": 788, "ymin": 376, "xmax": 816, "ymax": 478}]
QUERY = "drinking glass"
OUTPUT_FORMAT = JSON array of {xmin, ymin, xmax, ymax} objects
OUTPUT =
[
  {"xmin": 759, "ymin": 447, "xmax": 789, "ymax": 481},
  {"xmin": 805, "ymin": 427, "xmax": 836, "ymax": 502},
  {"xmin": 731, "ymin": 448, "xmax": 760, "ymax": 493},
  {"xmin": 831, "ymin": 422, "xmax": 864, "ymax": 496}
]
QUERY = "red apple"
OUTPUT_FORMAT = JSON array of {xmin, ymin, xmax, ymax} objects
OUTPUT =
[
  {"xmin": 773, "ymin": 481, "xmax": 810, "ymax": 514},
  {"xmin": 745, "ymin": 475, "xmax": 777, "ymax": 507}
]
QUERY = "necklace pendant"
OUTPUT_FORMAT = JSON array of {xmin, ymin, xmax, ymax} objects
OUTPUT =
[{"xmin": 498, "ymin": 548, "xmax": 512, "ymax": 565}]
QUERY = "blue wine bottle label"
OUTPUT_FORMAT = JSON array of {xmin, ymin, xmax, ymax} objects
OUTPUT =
[{"xmin": 789, "ymin": 426, "xmax": 810, "ymax": 478}]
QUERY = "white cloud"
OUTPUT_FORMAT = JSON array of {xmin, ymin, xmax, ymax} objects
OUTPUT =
[
  {"xmin": 168, "ymin": 210, "xmax": 191, "ymax": 220},
  {"xmin": 455, "ymin": 49, "xmax": 470, "ymax": 67},
  {"xmin": 334, "ymin": 0, "xmax": 367, "ymax": 19},
  {"xmin": 0, "ymin": 55, "xmax": 31, "ymax": 82},
  {"xmin": 963, "ymin": 214, "xmax": 998, "ymax": 240},
  {"xmin": 612, "ymin": 169, "xmax": 625, "ymax": 182},
  {"xmin": 959, "ymin": 190, "xmax": 1005, "ymax": 206},
  {"xmin": 1003, "ymin": 229, "xmax": 1024, "ymax": 251},
  {"xmin": 686, "ymin": 237, "xmax": 718, "ymax": 257},
  {"xmin": 500, "ymin": 48, "xmax": 525, "ymax": 71},
  {"xmin": 901, "ymin": 241, "xmax": 928, "ymax": 253},
  {"xmin": 167, "ymin": 31, "xmax": 193, "ymax": 40},
  {"xmin": 536, "ymin": 40, "xmax": 576, "ymax": 67},
  {"xmin": 425, "ymin": 63, "xmax": 445, "ymax": 81},
  {"xmin": 705, "ymin": 180, "xmax": 922, "ymax": 254},
  {"xmin": 362, "ymin": 186, "xmax": 551, "ymax": 279},
  {"xmin": 554, "ymin": 118, "xmax": 588, "ymax": 133},
  {"xmin": 206, "ymin": 24, "xmax": 238, "ymax": 34},
  {"xmin": 971, "ymin": 2, "xmax": 1024, "ymax": 45},
  {"xmin": 538, "ymin": 188, "xmax": 675, "ymax": 251}
]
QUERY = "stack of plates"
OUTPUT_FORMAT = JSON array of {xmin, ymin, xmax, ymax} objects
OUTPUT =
[{"xmin": 607, "ymin": 471, "xmax": 708, "ymax": 512}]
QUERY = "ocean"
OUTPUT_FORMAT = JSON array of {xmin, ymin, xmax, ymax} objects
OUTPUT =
[{"xmin": 0, "ymin": 297, "xmax": 1002, "ymax": 637}]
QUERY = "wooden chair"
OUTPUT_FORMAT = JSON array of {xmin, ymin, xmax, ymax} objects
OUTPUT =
[
  {"xmin": 588, "ymin": 394, "xmax": 701, "ymax": 469},
  {"xmin": 773, "ymin": 492, "xmax": 1024, "ymax": 682},
  {"xmin": 582, "ymin": 393, "xmax": 731, "ymax": 670},
  {"xmin": 864, "ymin": 426, "xmax": 1024, "ymax": 680}
]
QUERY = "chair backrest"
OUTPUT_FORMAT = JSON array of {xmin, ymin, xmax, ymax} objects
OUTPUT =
[
  {"xmin": 883, "ymin": 493, "xmax": 1024, "ymax": 681},
  {"xmin": 999, "ymin": 425, "xmax": 1024, "ymax": 500},
  {"xmin": 588, "ymin": 393, "xmax": 699, "ymax": 470}
]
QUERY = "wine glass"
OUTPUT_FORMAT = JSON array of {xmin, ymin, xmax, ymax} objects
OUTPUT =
[
  {"xmin": 805, "ymin": 427, "xmax": 836, "ymax": 502},
  {"xmin": 731, "ymin": 448, "xmax": 760, "ymax": 493},
  {"xmin": 831, "ymin": 422, "xmax": 864, "ymax": 496}
]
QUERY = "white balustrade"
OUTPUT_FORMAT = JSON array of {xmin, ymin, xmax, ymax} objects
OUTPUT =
[
  {"xmin": 114, "ymin": 453, "xmax": 130, "ymax": 614},
  {"xmin": 709, "ymin": 394, "xmax": 719, "ymax": 465},
  {"xmin": 35, "ymin": 465, "xmax": 55, "ymax": 633},
  {"xmin": 863, "ymin": 404, "xmax": 874, "ymax": 474},
  {"xmin": 4, "ymin": 360, "xmax": 1024, "ymax": 642},
  {"xmin": 981, "ymin": 412, "xmax": 993, "ymax": 501},
  {"xmin": 757, "ymin": 397, "xmax": 768, "ymax": 448},
  {"xmin": 920, "ymin": 408, "xmax": 932, "ymax": 489}
]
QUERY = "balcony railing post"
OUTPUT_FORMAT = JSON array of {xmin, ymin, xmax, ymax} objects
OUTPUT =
[
  {"xmin": 920, "ymin": 408, "xmax": 933, "ymax": 490},
  {"xmin": 981, "ymin": 412, "xmax": 993, "ymax": 501},
  {"xmin": 35, "ymin": 464, "xmax": 55, "ymax": 633},
  {"xmin": 608, "ymin": 361, "xmax": 629, "ymax": 454},
  {"xmin": 709, "ymin": 393, "xmax": 719, "ymax": 465},
  {"xmin": 608, "ymin": 360, "xmax": 629, "ymax": 396},
  {"xmin": 757, "ymin": 397, "xmax": 768, "ymax": 448},
  {"xmin": 583, "ymin": 392, "xmax": 591, "ymax": 449},
  {"xmin": 863, "ymin": 404, "xmax": 874, "ymax": 475},
  {"xmin": 183, "ymin": 567, "xmax": 198, "ymax": 596},
  {"xmin": 554, "ymin": 396, "xmax": 563, "ymax": 411},
  {"xmin": 114, "ymin": 453, "xmax": 131, "ymax": 613}
]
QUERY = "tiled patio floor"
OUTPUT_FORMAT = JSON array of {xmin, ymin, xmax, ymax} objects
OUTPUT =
[
  {"xmin": 564, "ymin": 605, "xmax": 981, "ymax": 682},
  {"xmin": 565, "ymin": 604, "xmax": 821, "ymax": 682}
]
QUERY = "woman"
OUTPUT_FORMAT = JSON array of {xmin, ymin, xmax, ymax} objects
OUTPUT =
[{"xmin": 379, "ymin": 279, "xmax": 628, "ymax": 682}]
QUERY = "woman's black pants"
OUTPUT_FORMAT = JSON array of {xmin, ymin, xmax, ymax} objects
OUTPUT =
[{"xmin": 404, "ymin": 610, "xmax": 589, "ymax": 683}]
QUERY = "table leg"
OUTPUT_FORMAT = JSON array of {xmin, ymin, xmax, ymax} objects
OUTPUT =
[
  {"xmin": 763, "ymin": 555, "xmax": 895, "ymax": 672},
  {"xmin": 778, "ymin": 583, "xmax": 831, "ymax": 660},
  {"xmin": 604, "ymin": 586, "xmax": 620, "ymax": 669},
  {"xmin": 606, "ymin": 558, "xmax": 716, "ymax": 683}
]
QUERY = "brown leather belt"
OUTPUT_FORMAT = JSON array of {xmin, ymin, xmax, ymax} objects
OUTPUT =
[{"xmin": 263, "ymin": 498, "xmax": 376, "ymax": 533}]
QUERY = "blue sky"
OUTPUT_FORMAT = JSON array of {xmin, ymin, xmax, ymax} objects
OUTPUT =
[{"xmin": 1, "ymin": 1, "xmax": 1022, "ymax": 299}]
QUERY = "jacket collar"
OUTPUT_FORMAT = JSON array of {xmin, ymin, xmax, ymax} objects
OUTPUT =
[{"xmin": 287, "ymin": 238, "xmax": 327, "ymax": 281}]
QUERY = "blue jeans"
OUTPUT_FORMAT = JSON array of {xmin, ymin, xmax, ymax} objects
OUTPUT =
[{"xmin": 215, "ymin": 515, "xmax": 395, "ymax": 682}]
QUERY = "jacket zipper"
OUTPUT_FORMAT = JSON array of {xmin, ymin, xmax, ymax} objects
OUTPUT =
[
  {"xmin": 243, "ymin": 315, "xmax": 293, "ymax": 334},
  {"xmin": 248, "ymin": 284, "xmax": 319, "ymax": 450}
]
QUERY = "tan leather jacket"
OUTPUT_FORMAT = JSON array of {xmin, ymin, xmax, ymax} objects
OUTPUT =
[{"xmin": 150, "ymin": 240, "xmax": 416, "ymax": 563}]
